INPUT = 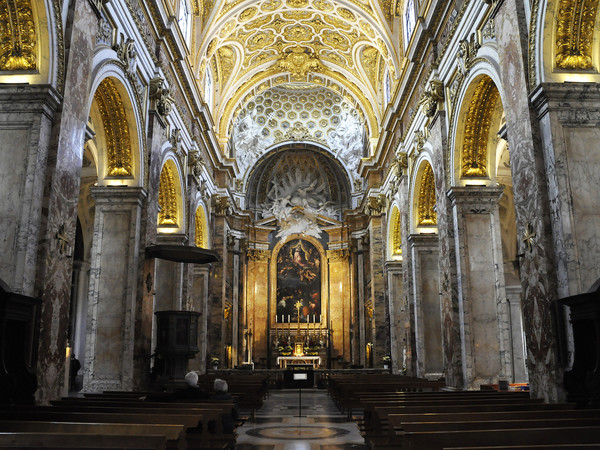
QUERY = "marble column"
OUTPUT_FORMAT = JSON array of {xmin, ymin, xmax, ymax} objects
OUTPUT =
[
  {"xmin": 84, "ymin": 186, "xmax": 146, "ymax": 392},
  {"xmin": 408, "ymin": 233, "xmax": 443, "ymax": 378},
  {"xmin": 33, "ymin": 0, "xmax": 98, "ymax": 403},
  {"xmin": 506, "ymin": 285, "xmax": 527, "ymax": 383},
  {"xmin": 494, "ymin": 0, "xmax": 563, "ymax": 401},
  {"xmin": 386, "ymin": 261, "xmax": 406, "ymax": 373},
  {"xmin": 448, "ymin": 186, "xmax": 512, "ymax": 388}
]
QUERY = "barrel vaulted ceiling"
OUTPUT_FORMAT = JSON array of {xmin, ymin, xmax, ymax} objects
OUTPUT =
[{"xmin": 194, "ymin": 0, "xmax": 401, "ymax": 153}]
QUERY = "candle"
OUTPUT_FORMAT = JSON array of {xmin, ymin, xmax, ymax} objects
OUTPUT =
[{"xmin": 288, "ymin": 315, "xmax": 290, "ymax": 323}]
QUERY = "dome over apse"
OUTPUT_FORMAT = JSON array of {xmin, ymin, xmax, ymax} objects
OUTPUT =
[{"xmin": 230, "ymin": 83, "xmax": 368, "ymax": 176}]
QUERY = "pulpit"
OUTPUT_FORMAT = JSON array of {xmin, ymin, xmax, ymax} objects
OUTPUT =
[
  {"xmin": 154, "ymin": 310, "xmax": 200, "ymax": 379},
  {"xmin": 0, "ymin": 281, "xmax": 41, "ymax": 405},
  {"xmin": 558, "ymin": 281, "xmax": 600, "ymax": 407}
]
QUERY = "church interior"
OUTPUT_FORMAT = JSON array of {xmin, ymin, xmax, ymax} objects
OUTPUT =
[{"xmin": 3, "ymin": 0, "xmax": 600, "ymax": 445}]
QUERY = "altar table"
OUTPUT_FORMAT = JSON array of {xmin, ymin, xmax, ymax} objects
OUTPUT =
[{"xmin": 277, "ymin": 356, "xmax": 321, "ymax": 369}]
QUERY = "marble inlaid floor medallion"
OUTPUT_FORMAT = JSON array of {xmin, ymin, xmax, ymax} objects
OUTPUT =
[{"xmin": 235, "ymin": 389, "xmax": 368, "ymax": 449}]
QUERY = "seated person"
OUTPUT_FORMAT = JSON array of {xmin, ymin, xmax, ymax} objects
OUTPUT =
[
  {"xmin": 210, "ymin": 378, "xmax": 239, "ymax": 433},
  {"xmin": 145, "ymin": 371, "xmax": 209, "ymax": 402}
]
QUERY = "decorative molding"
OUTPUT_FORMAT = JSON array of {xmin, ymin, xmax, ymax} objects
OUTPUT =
[
  {"xmin": 0, "ymin": 0, "xmax": 37, "ymax": 71},
  {"xmin": 112, "ymin": 32, "xmax": 137, "ymax": 75},
  {"xmin": 94, "ymin": 78, "xmax": 133, "ymax": 177},
  {"xmin": 195, "ymin": 206, "xmax": 207, "ymax": 248},
  {"xmin": 327, "ymin": 248, "xmax": 349, "ymax": 262},
  {"xmin": 522, "ymin": 222, "xmax": 536, "ymax": 252},
  {"xmin": 247, "ymin": 248, "xmax": 270, "ymax": 261}
]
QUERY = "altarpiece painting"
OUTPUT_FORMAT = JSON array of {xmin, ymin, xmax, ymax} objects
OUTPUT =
[{"xmin": 276, "ymin": 239, "xmax": 321, "ymax": 323}]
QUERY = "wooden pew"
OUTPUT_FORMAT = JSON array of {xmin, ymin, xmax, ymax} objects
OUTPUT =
[
  {"xmin": 402, "ymin": 426, "xmax": 600, "ymax": 450},
  {"xmin": 0, "ymin": 421, "xmax": 184, "ymax": 449},
  {"xmin": 0, "ymin": 432, "xmax": 167, "ymax": 449}
]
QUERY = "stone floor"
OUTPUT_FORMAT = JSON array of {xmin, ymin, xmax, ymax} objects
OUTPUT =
[{"xmin": 235, "ymin": 388, "xmax": 368, "ymax": 449}]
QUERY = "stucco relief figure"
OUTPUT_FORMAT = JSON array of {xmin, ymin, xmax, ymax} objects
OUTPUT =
[
  {"xmin": 232, "ymin": 110, "xmax": 274, "ymax": 174},
  {"xmin": 262, "ymin": 167, "xmax": 338, "ymax": 240},
  {"xmin": 327, "ymin": 110, "xmax": 365, "ymax": 175},
  {"xmin": 276, "ymin": 239, "xmax": 321, "ymax": 323}
]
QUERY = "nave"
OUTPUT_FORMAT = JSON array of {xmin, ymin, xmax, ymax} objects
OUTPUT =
[{"xmin": 235, "ymin": 389, "xmax": 367, "ymax": 450}]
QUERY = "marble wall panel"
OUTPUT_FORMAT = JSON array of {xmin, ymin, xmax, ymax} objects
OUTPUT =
[
  {"xmin": 495, "ymin": 0, "xmax": 563, "ymax": 401},
  {"xmin": 369, "ymin": 216, "xmax": 389, "ymax": 366},
  {"xmin": 386, "ymin": 262, "xmax": 404, "ymax": 373}
]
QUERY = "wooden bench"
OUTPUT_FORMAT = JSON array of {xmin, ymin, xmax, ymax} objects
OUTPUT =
[
  {"xmin": 402, "ymin": 426, "xmax": 600, "ymax": 450},
  {"xmin": 0, "ymin": 421, "xmax": 184, "ymax": 449},
  {"xmin": 0, "ymin": 432, "xmax": 167, "ymax": 449}
]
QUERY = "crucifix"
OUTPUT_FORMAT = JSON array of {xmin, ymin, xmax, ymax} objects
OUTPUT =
[{"xmin": 295, "ymin": 300, "xmax": 303, "ymax": 330}]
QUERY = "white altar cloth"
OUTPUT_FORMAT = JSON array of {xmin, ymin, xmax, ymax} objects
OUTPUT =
[{"xmin": 277, "ymin": 356, "xmax": 321, "ymax": 369}]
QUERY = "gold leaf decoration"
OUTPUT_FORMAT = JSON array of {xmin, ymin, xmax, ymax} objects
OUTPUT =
[
  {"xmin": 314, "ymin": 0, "xmax": 334, "ymax": 11},
  {"xmin": 94, "ymin": 78, "xmax": 133, "ymax": 177},
  {"xmin": 158, "ymin": 161, "xmax": 179, "ymax": 227},
  {"xmin": 261, "ymin": 0, "xmax": 283, "ymax": 11},
  {"xmin": 461, "ymin": 76, "xmax": 499, "ymax": 178},
  {"xmin": 239, "ymin": 6, "xmax": 258, "ymax": 22},
  {"xmin": 418, "ymin": 162, "xmax": 437, "ymax": 226},
  {"xmin": 195, "ymin": 206, "xmax": 207, "ymax": 247},
  {"xmin": 217, "ymin": 46, "xmax": 236, "ymax": 87},
  {"xmin": 555, "ymin": 0, "xmax": 598, "ymax": 70},
  {"xmin": 276, "ymin": 46, "xmax": 322, "ymax": 81},
  {"xmin": 286, "ymin": 0, "xmax": 309, "ymax": 7},
  {"xmin": 0, "ymin": 0, "xmax": 36, "ymax": 71},
  {"xmin": 391, "ymin": 207, "xmax": 402, "ymax": 256}
]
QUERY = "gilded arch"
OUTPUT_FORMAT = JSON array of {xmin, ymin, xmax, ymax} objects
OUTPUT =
[
  {"xmin": 0, "ymin": 0, "xmax": 36, "ymax": 71},
  {"xmin": 554, "ymin": 0, "xmax": 600, "ymax": 70},
  {"xmin": 416, "ymin": 161, "xmax": 437, "ymax": 228},
  {"xmin": 158, "ymin": 160, "xmax": 181, "ymax": 228},
  {"xmin": 93, "ymin": 78, "xmax": 134, "ymax": 178},
  {"xmin": 460, "ymin": 76, "xmax": 500, "ymax": 179},
  {"xmin": 195, "ymin": 204, "xmax": 209, "ymax": 248},
  {"xmin": 388, "ymin": 205, "xmax": 402, "ymax": 259}
]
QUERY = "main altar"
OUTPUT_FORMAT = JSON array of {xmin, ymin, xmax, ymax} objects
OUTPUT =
[{"xmin": 276, "ymin": 356, "xmax": 321, "ymax": 369}]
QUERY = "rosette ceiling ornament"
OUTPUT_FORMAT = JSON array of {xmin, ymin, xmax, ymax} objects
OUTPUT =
[{"xmin": 197, "ymin": 0, "xmax": 400, "ymax": 159}]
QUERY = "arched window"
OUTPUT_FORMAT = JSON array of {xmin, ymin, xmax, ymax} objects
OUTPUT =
[
  {"xmin": 178, "ymin": 0, "xmax": 192, "ymax": 44},
  {"xmin": 403, "ymin": 0, "xmax": 416, "ymax": 49},
  {"xmin": 383, "ymin": 68, "xmax": 391, "ymax": 106},
  {"xmin": 204, "ymin": 66, "xmax": 213, "ymax": 112}
]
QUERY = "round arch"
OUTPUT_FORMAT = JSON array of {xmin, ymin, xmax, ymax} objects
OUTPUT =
[
  {"xmin": 387, "ymin": 204, "xmax": 402, "ymax": 261},
  {"xmin": 86, "ymin": 70, "xmax": 144, "ymax": 186},
  {"xmin": 451, "ymin": 69, "xmax": 505, "ymax": 187},
  {"xmin": 410, "ymin": 155, "xmax": 437, "ymax": 235},
  {"xmin": 158, "ymin": 157, "xmax": 185, "ymax": 233},
  {"xmin": 194, "ymin": 202, "xmax": 210, "ymax": 249}
]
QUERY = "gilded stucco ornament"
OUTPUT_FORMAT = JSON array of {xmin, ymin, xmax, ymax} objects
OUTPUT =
[
  {"xmin": 365, "ymin": 195, "xmax": 385, "ymax": 216},
  {"xmin": 158, "ymin": 163, "xmax": 179, "ymax": 227},
  {"xmin": 418, "ymin": 163, "xmax": 437, "ymax": 226},
  {"xmin": 276, "ymin": 46, "xmax": 322, "ymax": 81},
  {"xmin": 149, "ymin": 77, "xmax": 174, "ymax": 118},
  {"xmin": 113, "ymin": 33, "xmax": 137, "ymax": 75},
  {"xmin": 0, "ymin": 0, "xmax": 37, "ymax": 71},
  {"xmin": 213, "ymin": 195, "xmax": 233, "ymax": 215},
  {"xmin": 418, "ymin": 80, "xmax": 444, "ymax": 118},
  {"xmin": 247, "ymin": 248, "xmax": 271, "ymax": 261},
  {"xmin": 555, "ymin": 0, "xmax": 598, "ymax": 70},
  {"xmin": 188, "ymin": 149, "xmax": 205, "ymax": 182},
  {"xmin": 457, "ymin": 34, "xmax": 480, "ymax": 75},
  {"xmin": 522, "ymin": 222, "xmax": 536, "ymax": 252}
]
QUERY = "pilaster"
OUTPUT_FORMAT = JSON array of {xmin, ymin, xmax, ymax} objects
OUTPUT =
[
  {"xmin": 495, "ymin": 0, "xmax": 563, "ymax": 401},
  {"xmin": 448, "ymin": 186, "xmax": 511, "ymax": 388},
  {"xmin": 408, "ymin": 233, "xmax": 442, "ymax": 379},
  {"xmin": 84, "ymin": 186, "xmax": 147, "ymax": 392},
  {"xmin": 368, "ymin": 215, "xmax": 388, "ymax": 367}
]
